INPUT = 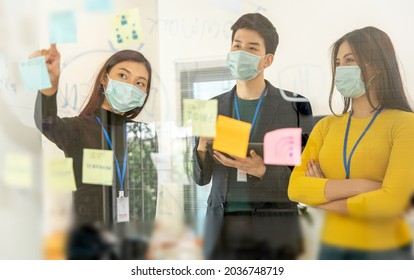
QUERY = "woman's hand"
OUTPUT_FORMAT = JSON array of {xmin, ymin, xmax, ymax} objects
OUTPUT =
[
  {"xmin": 29, "ymin": 44, "xmax": 61, "ymax": 96},
  {"xmin": 305, "ymin": 159, "xmax": 325, "ymax": 178}
]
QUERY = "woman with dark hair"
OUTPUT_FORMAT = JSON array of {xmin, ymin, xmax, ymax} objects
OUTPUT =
[
  {"xmin": 33, "ymin": 44, "xmax": 156, "ymax": 249},
  {"xmin": 288, "ymin": 26, "xmax": 414, "ymax": 259}
]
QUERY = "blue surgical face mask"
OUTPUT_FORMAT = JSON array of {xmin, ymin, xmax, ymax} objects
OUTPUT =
[
  {"xmin": 334, "ymin": 66, "xmax": 366, "ymax": 98},
  {"xmin": 226, "ymin": 50, "xmax": 265, "ymax": 81},
  {"xmin": 104, "ymin": 76, "xmax": 147, "ymax": 113}
]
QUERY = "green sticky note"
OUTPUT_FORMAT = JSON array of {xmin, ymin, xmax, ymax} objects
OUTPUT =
[
  {"xmin": 3, "ymin": 153, "xmax": 33, "ymax": 188},
  {"xmin": 183, "ymin": 99, "xmax": 218, "ymax": 137},
  {"xmin": 45, "ymin": 158, "xmax": 77, "ymax": 191}
]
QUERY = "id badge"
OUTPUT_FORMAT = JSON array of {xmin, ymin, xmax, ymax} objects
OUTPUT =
[
  {"xmin": 237, "ymin": 169, "xmax": 247, "ymax": 182},
  {"xmin": 117, "ymin": 196, "xmax": 130, "ymax": 223}
]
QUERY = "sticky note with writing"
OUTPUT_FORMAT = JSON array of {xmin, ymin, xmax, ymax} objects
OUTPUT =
[
  {"xmin": 82, "ymin": 149, "xmax": 113, "ymax": 186},
  {"xmin": 264, "ymin": 128, "xmax": 302, "ymax": 166},
  {"xmin": 183, "ymin": 99, "xmax": 217, "ymax": 137},
  {"xmin": 213, "ymin": 115, "xmax": 251, "ymax": 159},
  {"xmin": 19, "ymin": 56, "xmax": 52, "ymax": 92}
]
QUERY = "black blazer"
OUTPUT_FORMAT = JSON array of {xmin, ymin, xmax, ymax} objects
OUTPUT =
[{"xmin": 192, "ymin": 80, "xmax": 314, "ymax": 259}]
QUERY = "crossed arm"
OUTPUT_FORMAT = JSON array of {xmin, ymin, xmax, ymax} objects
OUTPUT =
[{"xmin": 303, "ymin": 159, "xmax": 381, "ymax": 214}]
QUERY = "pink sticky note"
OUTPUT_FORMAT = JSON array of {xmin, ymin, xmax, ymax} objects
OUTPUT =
[{"xmin": 264, "ymin": 128, "xmax": 302, "ymax": 166}]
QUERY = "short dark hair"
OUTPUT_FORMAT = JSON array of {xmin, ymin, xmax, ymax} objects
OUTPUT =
[
  {"xmin": 329, "ymin": 26, "xmax": 412, "ymax": 114},
  {"xmin": 79, "ymin": 50, "xmax": 152, "ymax": 119},
  {"xmin": 231, "ymin": 13, "xmax": 279, "ymax": 54}
]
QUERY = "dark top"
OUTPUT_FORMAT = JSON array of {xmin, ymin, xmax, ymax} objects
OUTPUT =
[
  {"xmin": 226, "ymin": 97, "xmax": 260, "ymax": 212},
  {"xmin": 192, "ymin": 80, "xmax": 314, "ymax": 259},
  {"xmin": 34, "ymin": 92, "xmax": 157, "ymax": 226}
]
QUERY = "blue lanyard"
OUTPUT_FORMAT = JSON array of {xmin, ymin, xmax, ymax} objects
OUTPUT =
[
  {"xmin": 96, "ymin": 116, "xmax": 128, "ymax": 191},
  {"xmin": 234, "ymin": 85, "xmax": 267, "ymax": 139},
  {"xmin": 343, "ymin": 109, "xmax": 382, "ymax": 179}
]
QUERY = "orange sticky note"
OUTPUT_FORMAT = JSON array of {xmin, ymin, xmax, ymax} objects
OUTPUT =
[
  {"xmin": 213, "ymin": 115, "xmax": 251, "ymax": 158},
  {"xmin": 264, "ymin": 128, "xmax": 302, "ymax": 165}
]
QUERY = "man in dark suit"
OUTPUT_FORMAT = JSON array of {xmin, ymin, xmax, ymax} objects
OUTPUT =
[{"xmin": 192, "ymin": 13, "xmax": 313, "ymax": 260}]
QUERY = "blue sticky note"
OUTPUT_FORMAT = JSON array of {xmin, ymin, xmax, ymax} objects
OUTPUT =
[
  {"xmin": 49, "ymin": 10, "xmax": 77, "ymax": 43},
  {"xmin": 85, "ymin": 0, "xmax": 113, "ymax": 12},
  {"xmin": 19, "ymin": 56, "xmax": 52, "ymax": 92}
]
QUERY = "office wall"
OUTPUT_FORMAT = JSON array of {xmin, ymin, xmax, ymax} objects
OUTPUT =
[{"xmin": 157, "ymin": 0, "xmax": 414, "ymax": 119}]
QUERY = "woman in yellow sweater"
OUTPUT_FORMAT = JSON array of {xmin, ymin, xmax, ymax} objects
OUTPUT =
[{"xmin": 288, "ymin": 26, "xmax": 414, "ymax": 260}]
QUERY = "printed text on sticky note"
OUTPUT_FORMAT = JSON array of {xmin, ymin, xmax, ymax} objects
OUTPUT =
[
  {"xmin": 19, "ymin": 56, "xmax": 52, "ymax": 92},
  {"xmin": 110, "ymin": 8, "xmax": 142, "ymax": 48},
  {"xmin": 213, "ymin": 115, "xmax": 251, "ymax": 158},
  {"xmin": 82, "ymin": 149, "xmax": 113, "ymax": 186},
  {"xmin": 264, "ymin": 128, "xmax": 302, "ymax": 166},
  {"xmin": 49, "ymin": 10, "xmax": 77, "ymax": 44},
  {"xmin": 46, "ymin": 157, "xmax": 77, "ymax": 191},
  {"xmin": 183, "ymin": 99, "xmax": 217, "ymax": 137}
]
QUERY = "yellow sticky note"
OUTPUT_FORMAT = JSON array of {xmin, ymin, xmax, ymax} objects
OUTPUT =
[
  {"xmin": 82, "ymin": 149, "xmax": 113, "ymax": 186},
  {"xmin": 183, "ymin": 99, "xmax": 218, "ymax": 137},
  {"xmin": 3, "ymin": 153, "xmax": 33, "ymax": 188},
  {"xmin": 213, "ymin": 115, "xmax": 251, "ymax": 158},
  {"xmin": 45, "ymin": 158, "xmax": 76, "ymax": 191},
  {"xmin": 110, "ymin": 8, "xmax": 142, "ymax": 48}
]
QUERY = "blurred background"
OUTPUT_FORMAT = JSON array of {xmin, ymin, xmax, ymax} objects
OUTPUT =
[{"xmin": 1, "ymin": 0, "xmax": 413, "ymax": 259}]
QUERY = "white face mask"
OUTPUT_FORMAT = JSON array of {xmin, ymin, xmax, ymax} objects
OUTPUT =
[
  {"xmin": 103, "ymin": 76, "xmax": 147, "ymax": 113},
  {"xmin": 226, "ymin": 50, "xmax": 265, "ymax": 81},
  {"xmin": 334, "ymin": 66, "xmax": 366, "ymax": 98}
]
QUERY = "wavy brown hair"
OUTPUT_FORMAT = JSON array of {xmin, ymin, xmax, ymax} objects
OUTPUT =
[{"xmin": 79, "ymin": 50, "xmax": 152, "ymax": 119}]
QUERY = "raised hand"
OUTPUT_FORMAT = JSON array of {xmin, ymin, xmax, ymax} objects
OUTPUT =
[{"xmin": 29, "ymin": 44, "xmax": 61, "ymax": 96}]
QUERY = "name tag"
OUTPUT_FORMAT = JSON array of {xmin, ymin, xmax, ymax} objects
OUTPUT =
[
  {"xmin": 117, "ymin": 196, "xmax": 130, "ymax": 223},
  {"xmin": 237, "ymin": 169, "xmax": 247, "ymax": 182}
]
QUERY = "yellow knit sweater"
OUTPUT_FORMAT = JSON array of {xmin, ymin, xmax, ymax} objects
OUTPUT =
[{"xmin": 289, "ymin": 109, "xmax": 414, "ymax": 250}]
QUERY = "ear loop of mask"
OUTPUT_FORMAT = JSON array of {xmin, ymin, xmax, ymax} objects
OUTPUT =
[
  {"xmin": 366, "ymin": 74, "xmax": 376, "ymax": 88},
  {"xmin": 259, "ymin": 54, "xmax": 268, "ymax": 72},
  {"xmin": 102, "ymin": 74, "xmax": 111, "ymax": 93},
  {"xmin": 359, "ymin": 62, "xmax": 376, "ymax": 90}
]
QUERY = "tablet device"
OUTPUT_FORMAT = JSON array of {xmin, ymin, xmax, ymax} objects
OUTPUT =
[
  {"xmin": 205, "ymin": 141, "xmax": 264, "ymax": 160},
  {"xmin": 246, "ymin": 142, "xmax": 264, "ymax": 158}
]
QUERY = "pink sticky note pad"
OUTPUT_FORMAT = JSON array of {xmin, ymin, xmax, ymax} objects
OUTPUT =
[{"xmin": 264, "ymin": 128, "xmax": 302, "ymax": 166}]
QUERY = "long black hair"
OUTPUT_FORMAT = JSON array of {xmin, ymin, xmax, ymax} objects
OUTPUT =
[{"xmin": 79, "ymin": 50, "xmax": 152, "ymax": 119}]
